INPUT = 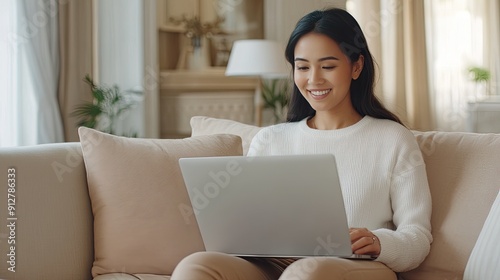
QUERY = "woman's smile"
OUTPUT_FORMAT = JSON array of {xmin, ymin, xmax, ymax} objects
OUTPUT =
[
  {"xmin": 308, "ymin": 89, "xmax": 331, "ymax": 100},
  {"xmin": 308, "ymin": 89, "xmax": 331, "ymax": 96}
]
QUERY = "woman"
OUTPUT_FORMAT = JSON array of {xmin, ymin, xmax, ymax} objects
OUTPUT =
[{"xmin": 172, "ymin": 8, "xmax": 432, "ymax": 280}]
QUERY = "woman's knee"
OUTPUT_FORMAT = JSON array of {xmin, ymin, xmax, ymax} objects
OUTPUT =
[
  {"xmin": 177, "ymin": 251, "xmax": 223, "ymax": 267},
  {"xmin": 171, "ymin": 251, "xmax": 228, "ymax": 280}
]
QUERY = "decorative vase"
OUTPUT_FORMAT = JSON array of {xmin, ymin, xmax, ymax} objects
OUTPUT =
[{"xmin": 177, "ymin": 36, "xmax": 211, "ymax": 71}]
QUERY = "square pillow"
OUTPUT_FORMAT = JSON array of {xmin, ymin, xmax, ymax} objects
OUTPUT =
[
  {"xmin": 190, "ymin": 116, "xmax": 262, "ymax": 155},
  {"xmin": 78, "ymin": 127, "xmax": 243, "ymax": 277}
]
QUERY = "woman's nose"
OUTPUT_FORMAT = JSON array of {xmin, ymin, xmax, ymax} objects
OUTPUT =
[{"xmin": 308, "ymin": 69, "xmax": 324, "ymax": 84}]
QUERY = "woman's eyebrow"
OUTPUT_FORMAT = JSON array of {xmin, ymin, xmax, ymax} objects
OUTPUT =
[
  {"xmin": 294, "ymin": 56, "xmax": 340, "ymax": 62},
  {"xmin": 319, "ymin": 56, "xmax": 339, "ymax": 61},
  {"xmin": 294, "ymin": 57, "xmax": 308, "ymax": 62}
]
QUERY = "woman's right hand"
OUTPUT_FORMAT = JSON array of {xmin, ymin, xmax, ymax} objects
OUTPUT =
[{"xmin": 349, "ymin": 227, "xmax": 380, "ymax": 256}]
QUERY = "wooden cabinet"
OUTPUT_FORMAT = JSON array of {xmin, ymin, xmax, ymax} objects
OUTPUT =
[{"xmin": 160, "ymin": 69, "xmax": 258, "ymax": 138}]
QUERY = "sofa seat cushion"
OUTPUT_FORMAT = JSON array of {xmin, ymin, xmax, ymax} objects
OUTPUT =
[{"xmin": 78, "ymin": 127, "xmax": 243, "ymax": 277}]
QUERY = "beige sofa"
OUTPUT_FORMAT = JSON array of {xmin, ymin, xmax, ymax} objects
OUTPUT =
[{"xmin": 0, "ymin": 116, "xmax": 499, "ymax": 280}]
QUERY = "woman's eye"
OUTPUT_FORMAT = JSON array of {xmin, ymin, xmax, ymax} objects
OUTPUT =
[
  {"xmin": 296, "ymin": 66, "xmax": 309, "ymax": 71},
  {"xmin": 323, "ymin": 66, "xmax": 336, "ymax": 70}
]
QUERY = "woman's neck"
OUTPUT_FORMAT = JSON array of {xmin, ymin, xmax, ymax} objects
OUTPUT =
[{"xmin": 308, "ymin": 111, "xmax": 363, "ymax": 130}]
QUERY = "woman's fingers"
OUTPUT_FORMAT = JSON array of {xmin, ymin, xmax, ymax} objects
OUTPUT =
[{"xmin": 349, "ymin": 228, "xmax": 380, "ymax": 256}]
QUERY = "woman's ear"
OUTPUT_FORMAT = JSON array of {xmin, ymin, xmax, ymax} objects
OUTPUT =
[{"xmin": 352, "ymin": 55, "xmax": 364, "ymax": 80}]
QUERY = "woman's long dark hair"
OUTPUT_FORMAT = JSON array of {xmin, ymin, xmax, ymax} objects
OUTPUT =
[{"xmin": 285, "ymin": 8, "xmax": 403, "ymax": 125}]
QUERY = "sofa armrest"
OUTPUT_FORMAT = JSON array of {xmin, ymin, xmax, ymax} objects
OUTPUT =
[{"xmin": 0, "ymin": 143, "xmax": 93, "ymax": 280}]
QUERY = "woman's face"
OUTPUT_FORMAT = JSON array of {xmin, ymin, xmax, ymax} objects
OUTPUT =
[{"xmin": 293, "ymin": 32, "xmax": 363, "ymax": 116}]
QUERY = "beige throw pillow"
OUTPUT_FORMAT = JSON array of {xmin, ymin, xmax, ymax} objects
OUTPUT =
[
  {"xmin": 78, "ymin": 127, "xmax": 243, "ymax": 277},
  {"xmin": 190, "ymin": 116, "xmax": 262, "ymax": 155}
]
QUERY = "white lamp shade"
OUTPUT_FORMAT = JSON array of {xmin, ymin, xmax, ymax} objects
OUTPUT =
[{"xmin": 225, "ymin": 40, "xmax": 289, "ymax": 78}]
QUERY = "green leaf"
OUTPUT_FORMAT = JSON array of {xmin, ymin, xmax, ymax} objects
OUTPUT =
[
  {"xmin": 468, "ymin": 67, "xmax": 490, "ymax": 83},
  {"xmin": 73, "ymin": 74, "xmax": 137, "ymax": 136},
  {"xmin": 93, "ymin": 88, "xmax": 106, "ymax": 103},
  {"xmin": 72, "ymin": 103, "xmax": 102, "ymax": 117},
  {"xmin": 262, "ymin": 79, "xmax": 289, "ymax": 109}
]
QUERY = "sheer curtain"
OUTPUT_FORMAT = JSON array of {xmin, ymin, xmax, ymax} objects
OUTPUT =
[
  {"xmin": 347, "ymin": 0, "xmax": 433, "ymax": 131},
  {"xmin": 347, "ymin": 0, "xmax": 499, "ymax": 132},
  {"xmin": 425, "ymin": 0, "xmax": 499, "ymax": 131},
  {"xmin": 0, "ymin": 0, "xmax": 64, "ymax": 147},
  {"xmin": 0, "ymin": 0, "xmax": 17, "ymax": 147}
]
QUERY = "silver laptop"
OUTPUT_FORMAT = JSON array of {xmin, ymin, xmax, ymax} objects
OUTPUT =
[{"xmin": 179, "ymin": 154, "xmax": 375, "ymax": 259}]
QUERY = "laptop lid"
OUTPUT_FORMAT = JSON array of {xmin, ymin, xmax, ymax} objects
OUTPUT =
[{"xmin": 178, "ymin": 154, "xmax": 354, "ymax": 258}]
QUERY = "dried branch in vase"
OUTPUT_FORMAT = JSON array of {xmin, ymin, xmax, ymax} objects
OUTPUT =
[{"xmin": 169, "ymin": 15, "xmax": 225, "ymax": 39}]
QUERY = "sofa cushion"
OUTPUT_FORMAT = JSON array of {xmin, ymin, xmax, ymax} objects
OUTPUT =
[
  {"xmin": 190, "ymin": 116, "xmax": 262, "ymax": 155},
  {"xmin": 401, "ymin": 131, "xmax": 500, "ymax": 280},
  {"xmin": 463, "ymin": 190, "xmax": 500, "ymax": 279},
  {"xmin": 78, "ymin": 127, "xmax": 243, "ymax": 277}
]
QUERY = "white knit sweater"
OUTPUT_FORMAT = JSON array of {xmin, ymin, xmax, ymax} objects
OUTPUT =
[{"xmin": 247, "ymin": 116, "xmax": 432, "ymax": 272}]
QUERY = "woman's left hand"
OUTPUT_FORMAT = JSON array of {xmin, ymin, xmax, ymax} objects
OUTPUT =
[{"xmin": 349, "ymin": 228, "xmax": 380, "ymax": 256}]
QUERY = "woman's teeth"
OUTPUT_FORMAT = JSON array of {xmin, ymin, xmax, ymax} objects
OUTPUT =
[{"xmin": 310, "ymin": 89, "xmax": 330, "ymax": 96}]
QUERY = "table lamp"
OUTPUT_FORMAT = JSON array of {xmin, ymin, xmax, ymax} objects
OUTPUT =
[{"xmin": 225, "ymin": 40, "xmax": 289, "ymax": 126}]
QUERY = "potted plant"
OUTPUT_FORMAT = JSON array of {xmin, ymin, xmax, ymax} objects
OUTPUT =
[
  {"xmin": 72, "ymin": 75, "xmax": 136, "ymax": 136},
  {"xmin": 468, "ymin": 66, "xmax": 491, "ymax": 100}
]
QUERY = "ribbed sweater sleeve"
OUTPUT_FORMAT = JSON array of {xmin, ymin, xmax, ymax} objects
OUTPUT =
[{"xmin": 247, "ymin": 116, "xmax": 432, "ymax": 272}]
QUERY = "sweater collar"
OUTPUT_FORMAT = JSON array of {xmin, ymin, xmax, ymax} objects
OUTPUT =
[{"xmin": 299, "ymin": 115, "xmax": 373, "ymax": 135}]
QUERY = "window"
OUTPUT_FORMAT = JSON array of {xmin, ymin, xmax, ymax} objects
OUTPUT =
[
  {"xmin": 0, "ymin": 1, "xmax": 64, "ymax": 147},
  {"xmin": 425, "ymin": 0, "xmax": 497, "ymax": 131}
]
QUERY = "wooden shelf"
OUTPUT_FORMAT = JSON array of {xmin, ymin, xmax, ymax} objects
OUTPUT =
[
  {"xmin": 160, "ymin": 68, "xmax": 258, "ymax": 92},
  {"xmin": 158, "ymin": 24, "xmax": 184, "ymax": 33}
]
